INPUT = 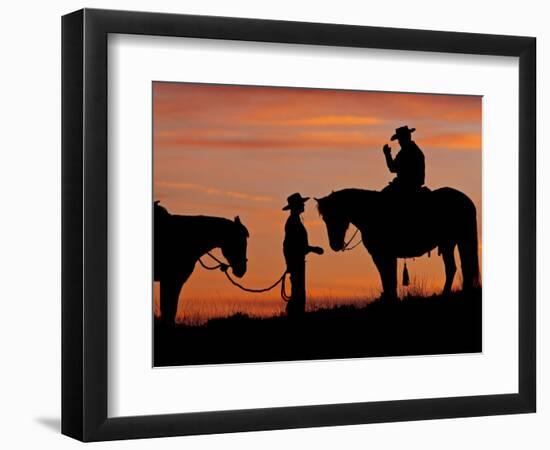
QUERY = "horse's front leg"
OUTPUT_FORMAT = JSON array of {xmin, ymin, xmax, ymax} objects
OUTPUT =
[
  {"xmin": 372, "ymin": 254, "xmax": 397, "ymax": 301},
  {"xmin": 159, "ymin": 264, "xmax": 194, "ymax": 328}
]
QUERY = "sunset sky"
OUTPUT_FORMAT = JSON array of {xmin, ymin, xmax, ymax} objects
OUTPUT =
[{"xmin": 153, "ymin": 82, "xmax": 481, "ymax": 323}]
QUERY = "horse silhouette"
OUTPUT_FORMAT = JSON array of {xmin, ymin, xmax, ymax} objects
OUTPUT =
[
  {"xmin": 154, "ymin": 202, "xmax": 249, "ymax": 326},
  {"xmin": 316, "ymin": 188, "xmax": 480, "ymax": 299}
]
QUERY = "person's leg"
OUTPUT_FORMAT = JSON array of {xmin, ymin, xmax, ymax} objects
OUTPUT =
[
  {"xmin": 294, "ymin": 260, "xmax": 306, "ymax": 316},
  {"xmin": 286, "ymin": 265, "xmax": 296, "ymax": 317},
  {"xmin": 287, "ymin": 273, "xmax": 299, "ymax": 317},
  {"xmin": 285, "ymin": 273, "xmax": 293, "ymax": 317},
  {"xmin": 286, "ymin": 260, "xmax": 305, "ymax": 318}
]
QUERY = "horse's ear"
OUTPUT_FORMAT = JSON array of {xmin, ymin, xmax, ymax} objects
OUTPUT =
[
  {"xmin": 234, "ymin": 216, "xmax": 242, "ymax": 225},
  {"xmin": 314, "ymin": 197, "xmax": 319, "ymax": 202}
]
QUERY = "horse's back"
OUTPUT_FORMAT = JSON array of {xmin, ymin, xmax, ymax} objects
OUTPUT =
[
  {"xmin": 371, "ymin": 186, "xmax": 476, "ymax": 254},
  {"xmin": 156, "ymin": 214, "xmax": 207, "ymax": 252},
  {"xmin": 431, "ymin": 187, "xmax": 477, "ymax": 216},
  {"xmin": 154, "ymin": 212, "xmax": 197, "ymax": 280}
]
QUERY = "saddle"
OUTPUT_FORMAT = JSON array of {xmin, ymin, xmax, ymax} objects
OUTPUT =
[
  {"xmin": 379, "ymin": 184, "xmax": 432, "ymax": 225},
  {"xmin": 381, "ymin": 182, "xmax": 430, "ymax": 198}
]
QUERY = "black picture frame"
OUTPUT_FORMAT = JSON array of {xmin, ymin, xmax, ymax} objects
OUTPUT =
[{"xmin": 62, "ymin": 8, "xmax": 536, "ymax": 442}]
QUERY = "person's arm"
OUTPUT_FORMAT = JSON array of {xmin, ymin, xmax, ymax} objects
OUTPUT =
[
  {"xmin": 383, "ymin": 144, "xmax": 397, "ymax": 173},
  {"xmin": 298, "ymin": 221, "xmax": 323, "ymax": 256},
  {"xmin": 419, "ymin": 152, "xmax": 425, "ymax": 185},
  {"xmin": 411, "ymin": 142, "xmax": 425, "ymax": 186},
  {"xmin": 307, "ymin": 245, "xmax": 324, "ymax": 255}
]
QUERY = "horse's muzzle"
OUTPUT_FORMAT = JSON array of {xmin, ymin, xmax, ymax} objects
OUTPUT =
[{"xmin": 232, "ymin": 266, "xmax": 246, "ymax": 278}]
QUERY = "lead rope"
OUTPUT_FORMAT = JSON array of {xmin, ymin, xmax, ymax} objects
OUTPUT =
[{"xmin": 199, "ymin": 252, "xmax": 291, "ymax": 302}]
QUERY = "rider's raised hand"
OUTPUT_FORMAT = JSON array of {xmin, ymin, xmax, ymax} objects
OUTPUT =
[{"xmin": 383, "ymin": 144, "xmax": 391, "ymax": 155}]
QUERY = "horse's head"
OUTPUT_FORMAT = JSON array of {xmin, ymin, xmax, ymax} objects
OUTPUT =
[
  {"xmin": 316, "ymin": 192, "xmax": 351, "ymax": 252},
  {"xmin": 221, "ymin": 216, "xmax": 249, "ymax": 278}
]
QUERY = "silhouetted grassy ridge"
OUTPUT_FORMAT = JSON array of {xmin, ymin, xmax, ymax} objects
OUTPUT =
[{"xmin": 154, "ymin": 289, "xmax": 481, "ymax": 366}]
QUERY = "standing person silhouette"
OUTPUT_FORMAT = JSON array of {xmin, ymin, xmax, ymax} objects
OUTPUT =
[
  {"xmin": 282, "ymin": 193, "xmax": 324, "ymax": 318},
  {"xmin": 382, "ymin": 126, "xmax": 425, "ymax": 193}
]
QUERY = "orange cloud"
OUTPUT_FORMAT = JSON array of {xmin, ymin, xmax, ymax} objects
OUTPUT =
[
  {"xmin": 156, "ymin": 130, "xmax": 373, "ymax": 150},
  {"xmin": 156, "ymin": 128, "xmax": 481, "ymax": 153},
  {"xmin": 157, "ymin": 181, "xmax": 274, "ymax": 203},
  {"xmin": 422, "ymin": 132, "xmax": 481, "ymax": 151},
  {"xmin": 440, "ymin": 108, "xmax": 482, "ymax": 122},
  {"xmin": 278, "ymin": 115, "xmax": 385, "ymax": 127}
]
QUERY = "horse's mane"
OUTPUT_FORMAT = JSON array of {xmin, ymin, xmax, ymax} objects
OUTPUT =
[
  {"xmin": 175, "ymin": 215, "xmax": 249, "ymax": 237},
  {"xmin": 154, "ymin": 202, "xmax": 249, "ymax": 238},
  {"xmin": 317, "ymin": 188, "xmax": 378, "ymax": 217}
]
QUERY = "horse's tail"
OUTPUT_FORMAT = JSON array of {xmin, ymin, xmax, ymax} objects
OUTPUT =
[{"xmin": 457, "ymin": 199, "xmax": 480, "ymax": 290}]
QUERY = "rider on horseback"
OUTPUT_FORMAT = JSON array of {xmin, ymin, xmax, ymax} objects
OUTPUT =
[
  {"xmin": 381, "ymin": 126, "xmax": 429, "ymax": 286},
  {"xmin": 382, "ymin": 126, "xmax": 425, "ymax": 194}
]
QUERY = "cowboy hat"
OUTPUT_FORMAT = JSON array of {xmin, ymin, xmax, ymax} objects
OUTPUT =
[
  {"xmin": 282, "ymin": 192, "xmax": 310, "ymax": 211},
  {"xmin": 390, "ymin": 125, "xmax": 416, "ymax": 141}
]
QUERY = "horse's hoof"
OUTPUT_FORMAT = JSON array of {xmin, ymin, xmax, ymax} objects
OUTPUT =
[{"xmin": 379, "ymin": 294, "xmax": 398, "ymax": 305}]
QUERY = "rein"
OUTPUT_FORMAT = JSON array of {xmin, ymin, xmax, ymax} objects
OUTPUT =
[
  {"xmin": 199, "ymin": 252, "xmax": 291, "ymax": 302},
  {"xmin": 342, "ymin": 228, "xmax": 362, "ymax": 251},
  {"xmin": 198, "ymin": 251, "xmax": 229, "ymax": 271}
]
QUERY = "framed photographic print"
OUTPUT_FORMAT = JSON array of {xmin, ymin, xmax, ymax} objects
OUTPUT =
[
  {"xmin": 62, "ymin": 8, "xmax": 536, "ymax": 441},
  {"xmin": 151, "ymin": 82, "xmax": 483, "ymax": 367}
]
